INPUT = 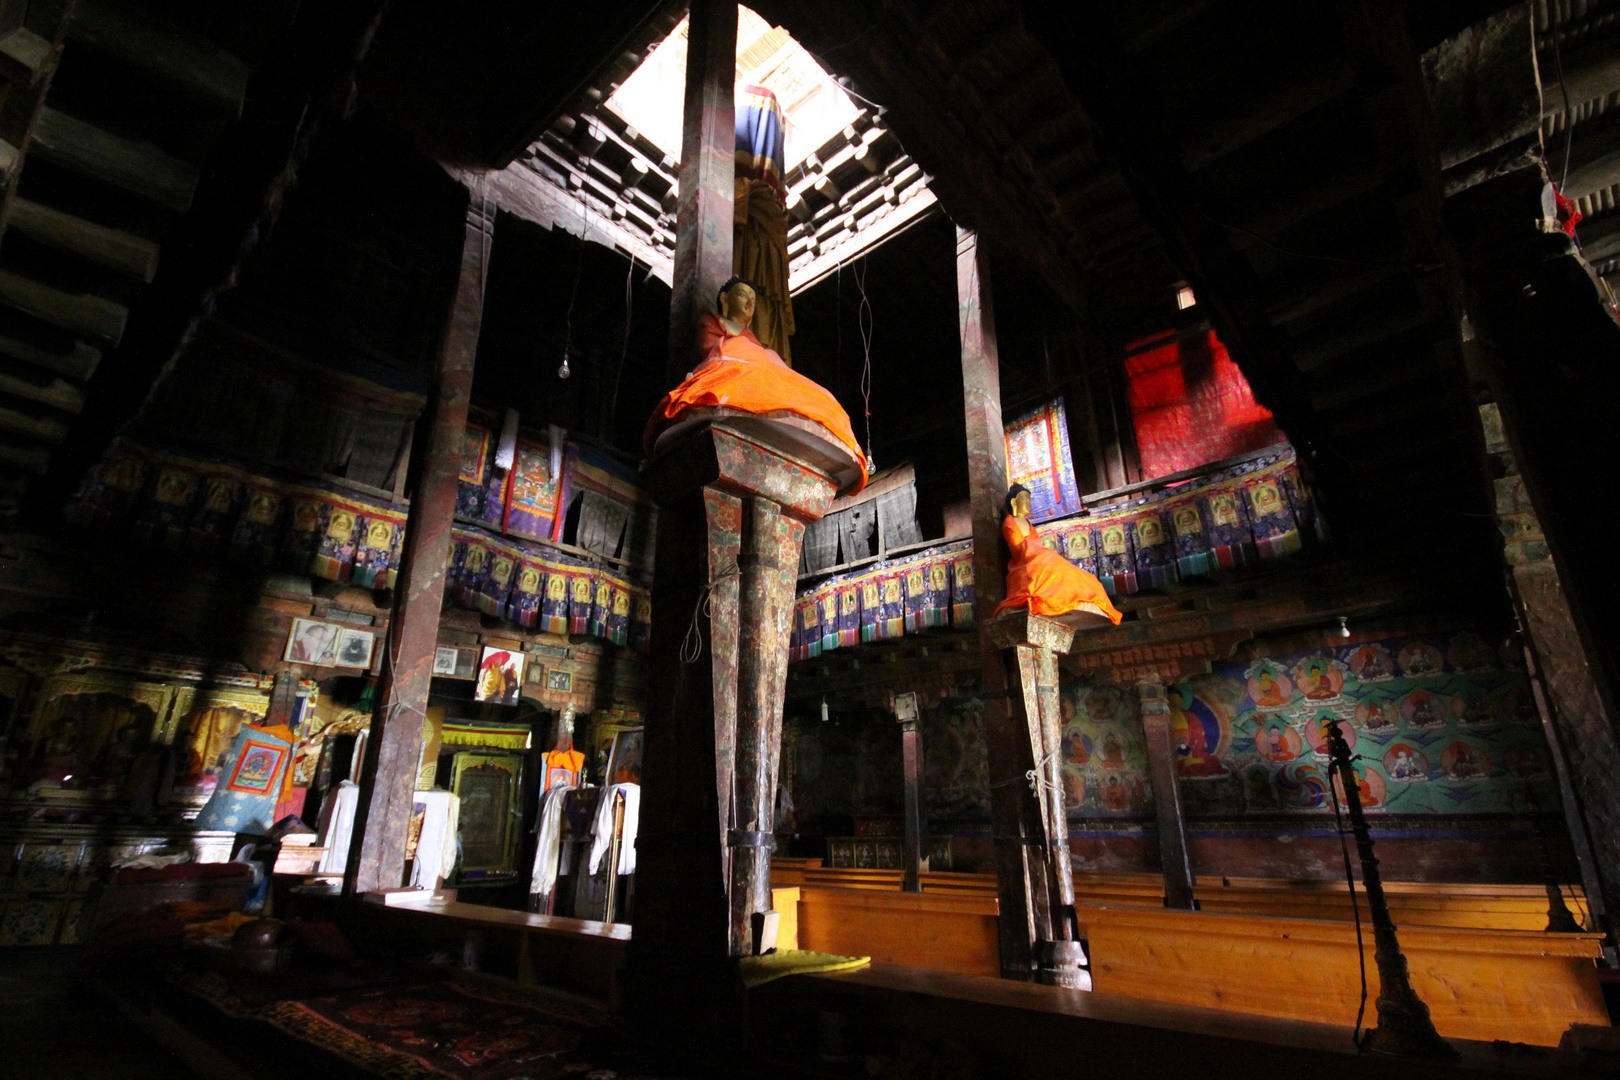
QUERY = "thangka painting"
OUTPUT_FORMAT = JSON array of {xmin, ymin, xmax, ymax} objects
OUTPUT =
[
  {"xmin": 502, "ymin": 438, "xmax": 563, "ymax": 543},
  {"xmin": 1003, "ymin": 397, "xmax": 1082, "ymax": 523}
]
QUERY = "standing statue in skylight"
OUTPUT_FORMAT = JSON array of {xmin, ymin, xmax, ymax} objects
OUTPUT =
[{"xmin": 734, "ymin": 83, "xmax": 794, "ymax": 364}]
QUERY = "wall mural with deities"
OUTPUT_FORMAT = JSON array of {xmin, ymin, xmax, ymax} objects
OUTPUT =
[{"xmin": 1060, "ymin": 631, "xmax": 1558, "ymax": 820}]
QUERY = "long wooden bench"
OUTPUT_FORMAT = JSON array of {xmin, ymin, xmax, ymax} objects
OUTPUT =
[
  {"xmin": 1080, "ymin": 903, "xmax": 1608, "ymax": 1047},
  {"xmin": 777, "ymin": 866, "xmax": 1591, "ymax": 932},
  {"xmin": 795, "ymin": 885, "xmax": 1000, "ymax": 977}
]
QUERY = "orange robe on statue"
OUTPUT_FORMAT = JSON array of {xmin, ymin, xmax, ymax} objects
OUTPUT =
[
  {"xmin": 994, "ymin": 515, "xmax": 1123, "ymax": 624},
  {"xmin": 645, "ymin": 314, "xmax": 868, "ymax": 491}
]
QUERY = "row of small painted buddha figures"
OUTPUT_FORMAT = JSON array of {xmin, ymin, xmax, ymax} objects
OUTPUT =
[{"xmin": 649, "ymin": 276, "xmax": 1121, "ymax": 627}]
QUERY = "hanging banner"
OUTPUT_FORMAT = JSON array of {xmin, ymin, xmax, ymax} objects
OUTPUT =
[{"xmin": 1004, "ymin": 397, "xmax": 1083, "ymax": 523}]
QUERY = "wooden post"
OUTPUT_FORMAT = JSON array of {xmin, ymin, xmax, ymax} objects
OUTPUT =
[
  {"xmin": 988, "ymin": 611, "xmax": 1090, "ymax": 988},
  {"xmin": 665, "ymin": 0, "xmax": 736, "ymax": 384},
  {"xmin": 894, "ymin": 690, "xmax": 925, "ymax": 893},
  {"xmin": 346, "ymin": 189, "xmax": 491, "ymax": 896},
  {"xmin": 1137, "ymin": 673, "xmax": 1195, "ymax": 910},
  {"xmin": 957, "ymin": 225, "xmax": 1046, "ymax": 979}
]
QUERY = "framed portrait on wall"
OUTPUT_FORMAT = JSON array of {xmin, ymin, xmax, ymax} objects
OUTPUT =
[
  {"xmin": 546, "ymin": 670, "xmax": 572, "ymax": 692},
  {"xmin": 336, "ymin": 629, "xmax": 375, "ymax": 669},
  {"xmin": 433, "ymin": 647, "xmax": 460, "ymax": 675},
  {"xmin": 475, "ymin": 647, "xmax": 524, "ymax": 706},
  {"xmin": 605, "ymin": 727, "xmax": 644, "ymax": 786},
  {"xmin": 284, "ymin": 619, "xmax": 340, "ymax": 665}
]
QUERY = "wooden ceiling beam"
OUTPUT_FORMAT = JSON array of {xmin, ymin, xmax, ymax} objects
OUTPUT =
[
  {"xmin": 68, "ymin": 0, "xmax": 251, "ymax": 117},
  {"xmin": 0, "ymin": 269, "xmax": 126, "ymax": 345},
  {"xmin": 7, "ymin": 198, "xmax": 161, "ymax": 282},
  {"xmin": 1182, "ymin": 61, "xmax": 1357, "ymax": 172},
  {"xmin": 0, "ymin": 332, "xmax": 99, "ymax": 382},
  {"xmin": 29, "ymin": 106, "xmax": 199, "ymax": 212}
]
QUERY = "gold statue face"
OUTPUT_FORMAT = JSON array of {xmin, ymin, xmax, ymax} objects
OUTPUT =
[
  {"xmin": 721, "ymin": 282, "xmax": 756, "ymax": 330},
  {"xmin": 1011, "ymin": 488, "xmax": 1032, "ymax": 518}
]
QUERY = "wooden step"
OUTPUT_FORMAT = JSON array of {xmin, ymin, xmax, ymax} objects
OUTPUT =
[
  {"xmin": 69, "ymin": 0, "xmax": 249, "ymax": 117},
  {"xmin": 29, "ymin": 106, "xmax": 198, "ymax": 212},
  {"xmin": 0, "ymin": 332, "xmax": 100, "ymax": 381},
  {"xmin": 0, "ymin": 268, "xmax": 127, "ymax": 344},
  {"xmin": 0, "ymin": 27, "xmax": 55, "ymax": 88},
  {"xmin": 8, "ymin": 197, "xmax": 160, "ymax": 281}
]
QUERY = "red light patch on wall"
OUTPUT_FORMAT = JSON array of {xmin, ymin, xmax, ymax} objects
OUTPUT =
[{"xmin": 1125, "ymin": 329, "xmax": 1283, "ymax": 478}]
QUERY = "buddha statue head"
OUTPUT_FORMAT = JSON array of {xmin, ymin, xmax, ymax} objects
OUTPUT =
[
  {"xmin": 717, "ymin": 275, "xmax": 758, "ymax": 332},
  {"xmin": 1006, "ymin": 483, "xmax": 1032, "ymax": 519}
]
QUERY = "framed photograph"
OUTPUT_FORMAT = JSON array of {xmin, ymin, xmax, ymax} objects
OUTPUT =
[
  {"xmin": 605, "ymin": 727, "xmax": 644, "ymax": 786},
  {"xmin": 546, "ymin": 669, "xmax": 572, "ymax": 692},
  {"xmin": 475, "ymin": 646, "xmax": 524, "ymax": 705},
  {"xmin": 433, "ymin": 647, "xmax": 460, "ymax": 675},
  {"xmin": 335, "ymin": 628, "xmax": 375, "ymax": 669},
  {"xmin": 526, "ymin": 663, "xmax": 546, "ymax": 685},
  {"xmin": 284, "ymin": 618, "xmax": 339, "ymax": 666}
]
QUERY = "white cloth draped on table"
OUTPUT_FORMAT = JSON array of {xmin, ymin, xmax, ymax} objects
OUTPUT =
[
  {"xmin": 528, "ymin": 784, "xmax": 575, "ymax": 897},
  {"xmin": 316, "ymin": 780, "xmax": 359, "ymax": 875},
  {"xmin": 409, "ymin": 790, "xmax": 459, "ymax": 890},
  {"xmin": 587, "ymin": 783, "xmax": 640, "ymax": 876}
]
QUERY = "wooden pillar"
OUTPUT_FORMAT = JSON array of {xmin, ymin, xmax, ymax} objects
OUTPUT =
[
  {"xmin": 1138, "ymin": 673, "xmax": 1195, "ymax": 910},
  {"xmin": 956, "ymin": 225, "xmax": 1046, "ymax": 979},
  {"xmin": 346, "ymin": 189, "xmax": 491, "ymax": 896},
  {"xmin": 730, "ymin": 496, "xmax": 788, "ymax": 954},
  {"xmin": 630, "ymin": 422, "xmax": 842, "ymax": 1021},
  {"xmin": 665, "ymin": 0, "xmax": 736, "ymax": 383},
  {"xmin": 988, "ymin": 611, "xmax": 1090, "ymax": 988},
  {"xmin": 894, "ymin": 691, "xmax": 925, "ymax": 893}
]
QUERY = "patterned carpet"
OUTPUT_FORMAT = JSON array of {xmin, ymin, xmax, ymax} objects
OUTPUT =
[{"xmin": 177, "ymin": 969, "xmax": 685, "ymax": 1080}]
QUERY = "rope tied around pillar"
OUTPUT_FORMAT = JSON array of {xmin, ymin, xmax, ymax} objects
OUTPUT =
[
  {"xmin": 679, "ymin": 563, "xmax": 740, "ymax": 664},
  {"xmin": 1025, "ymin": 746, "xmax": 1060, "ymax": 797}
]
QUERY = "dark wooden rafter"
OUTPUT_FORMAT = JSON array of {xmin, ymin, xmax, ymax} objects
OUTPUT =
[
  {"xmin": 37, "ymin": 0, "xmax": 395, "ymax": 519},
  {"xmin": 752, "ymin": 0, "xmax": 1101, "ymax": 315},
  {"xmin": 1031, "ymin": 5, "xmax": 1329, "ymax": 469}
]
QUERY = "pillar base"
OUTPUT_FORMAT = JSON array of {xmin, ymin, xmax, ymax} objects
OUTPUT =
[{"xmin": 1035, "ymin": 939, "xmax": 1091, "ymax": 990}]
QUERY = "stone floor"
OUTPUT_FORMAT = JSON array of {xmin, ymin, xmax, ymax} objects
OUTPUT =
[{"xmin": 0, "ymin": 947, "xmax": 200, "ymax": 1080}]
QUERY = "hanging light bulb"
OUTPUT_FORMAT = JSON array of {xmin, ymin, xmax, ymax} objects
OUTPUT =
[
  {"xmin": 820, "ymin": 696, "xmax": 830, "ymax": 723},
  {"xmin": 557, "ymin": 353, "xmax": 571, "ymax": 380},
  {"xmin": 1337, "ymin": 616, "xmax": 1351, "ymax": 639}
]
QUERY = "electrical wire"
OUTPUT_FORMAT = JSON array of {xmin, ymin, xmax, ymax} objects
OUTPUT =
[
  {"xmin": 854, "ymin": 258, "xmax": 875, "ymax": 466},
  {"xmin": 1551, "ymin": 26, "xmax": 1574, "ymax": 192},
  {"xmin": 608, "ymin": 253, "xmax": 636, "ymax": 437}
]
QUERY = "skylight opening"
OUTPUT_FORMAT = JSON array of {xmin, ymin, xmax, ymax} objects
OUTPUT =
[{"xmin": 605, "ymin": 6, "xmax": 860, "ymax": 170}]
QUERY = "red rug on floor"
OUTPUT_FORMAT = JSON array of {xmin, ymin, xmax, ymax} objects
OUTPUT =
[{"xmin": 179, "ymin": 970, "xmax": 685, "ymax": 1080}]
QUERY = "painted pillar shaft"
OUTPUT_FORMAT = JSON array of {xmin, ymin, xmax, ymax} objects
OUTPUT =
[
  {"xmin": 731, "ymin": 496, "xmax": 783, "ymax": 954},
  {"xmin": 956, "ymin": 225, "xmax": 1044, "ymax": 978},
  {"xmin": 900, "ymin": 718, "xmax": 925, "ymax": 893},
  {"xmin": 348, "ymin": 192, "xmax": 490, "ymax": 895},
  {"xmin": 666, "ymin": 0, "xmax": 736, "ymax": 385},
  {"xmin": 1138, "ymin": 675, "xmax": 1195, "ymax": 910}
]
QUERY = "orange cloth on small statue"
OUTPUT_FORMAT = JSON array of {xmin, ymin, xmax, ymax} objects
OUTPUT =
[
  {"xmin": 994, "ymin": 516, "xmax": 1123, "ymax": 624},
  {"xmin": 645, "ymin": 314, "xmax": 868, "ymax": 492}
]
